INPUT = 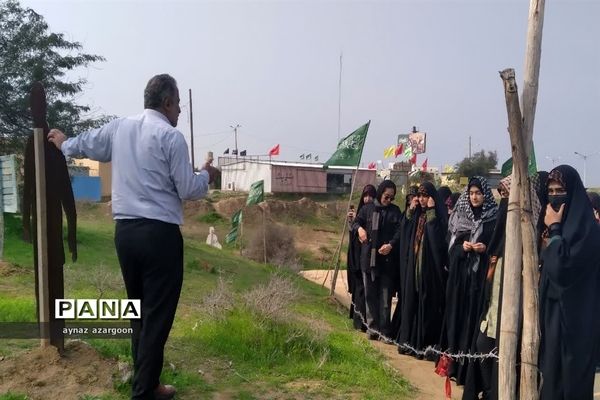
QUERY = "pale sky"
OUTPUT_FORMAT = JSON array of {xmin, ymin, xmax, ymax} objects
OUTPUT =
[{"xmin": 22, "ymin": 0, "xmax": 600, "ymax": 185}]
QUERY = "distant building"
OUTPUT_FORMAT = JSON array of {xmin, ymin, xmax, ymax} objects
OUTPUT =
[
  {"xmin": 218, "ymin": 157, "xmax": 376, "ymax": 194},
  {"xmin": 69, "ymin": 159, "xmax": 112, "ymax": 200}
]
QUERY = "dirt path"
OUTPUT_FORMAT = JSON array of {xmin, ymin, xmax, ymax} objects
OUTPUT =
[{"xmin": 299, "ymin": 269, "xmax": 463, "ymax": 400}]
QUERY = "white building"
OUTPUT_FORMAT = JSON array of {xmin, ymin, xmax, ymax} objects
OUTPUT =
[{"xmin": 218, "ymin": 157, "xmax": 376, "ymax": 194}]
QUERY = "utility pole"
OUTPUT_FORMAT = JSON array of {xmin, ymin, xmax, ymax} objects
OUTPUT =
[
  {"xmin": 337, "ymin": 52, "xmax": 343, "ymax": 142},
  {"xmin": 574, "ymin": 151, "xmax": 598, "ymax": 187},
  {"xmin": 189, "ymin": 89, "xmax": 195, "ymax": 171},
  {"xmin": 230, "ymin": 124, "xmax": 241, "ymax": 160},
  {"xmin": 469, "ymin": 135, "xmax": 472, "ymax": 159}
]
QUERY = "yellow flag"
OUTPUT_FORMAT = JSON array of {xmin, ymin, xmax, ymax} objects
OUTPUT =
[{"xmin": 383, "ymin": 145, "xmax": 395, "ymax": 158}]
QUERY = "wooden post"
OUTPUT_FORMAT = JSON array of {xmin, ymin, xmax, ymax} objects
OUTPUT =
[
  {"xmin": 498, "ymin": 69, "xmax": 524, "ymax": 400},
  {"xmin": 519, "ymin": 1, "xmax": 545, "ymax": 399},
  {"xmin": 33, "ymin": 128, "xmax": 50, "ymax": 347}
]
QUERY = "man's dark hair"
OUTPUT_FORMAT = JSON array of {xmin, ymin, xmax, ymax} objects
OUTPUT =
[{"xmin": 144, "ymin": 74, "xmax": 178, "ymax": 109}]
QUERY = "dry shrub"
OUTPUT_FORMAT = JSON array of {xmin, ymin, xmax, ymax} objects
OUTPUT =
[
  {"xmin": 246, "ymin": 223, "xmax": 299, "ymax": 269},
  {"xmin": 242, "ymin": 274, "xmax": 299, "ymax": 322},
  {"xmin": 200, "ymin": 276, "xmax": 234, "ymax": 320},
  {"xmin": 64, "ymin": 263, "xmax": 123, "ymax": 298}
]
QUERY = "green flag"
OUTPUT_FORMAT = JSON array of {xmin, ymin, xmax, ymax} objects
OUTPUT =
[
  {"xmin": 231, "ymin": 209, "xmax": 243, "ymax": 227},
  {"xmin": 323, "ymin": 121, "xmax": 370, "ymax": 168},
  {"xmin": 501, "ymin": 144, "xmax": 537, "ymax": 177},
  {"xmin": 246, "ymin": 180, "xmax": 264, "ymax": 205},
  {"xmin": 225, "ymin": 226, "xmax": 238, "ymax": 244}
]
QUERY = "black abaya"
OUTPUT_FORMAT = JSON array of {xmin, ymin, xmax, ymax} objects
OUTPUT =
[
  {"xmin": 539, "ymin": 165, "xmax": 600, "ymax": 400},
  {"xmin": 397, "ymin": 182, "xmax": 448, "ymax": 357}
]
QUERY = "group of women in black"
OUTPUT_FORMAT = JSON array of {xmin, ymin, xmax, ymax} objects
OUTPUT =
[{"xmin": 346, "ymin": 164, "xmax": 600, "ymax": 400}]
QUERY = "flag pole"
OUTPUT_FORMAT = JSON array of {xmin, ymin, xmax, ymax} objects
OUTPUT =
[
  {"xmin": 327, "ymin": 122, "xmax": 370, "ymax": 296},
  {"xmin": 262, "ymin": 208, "xmax": 267, "ymax": 264},
  {"xmin": 239, "ymin": 208, "xmax": 244, "ymax": 256}
]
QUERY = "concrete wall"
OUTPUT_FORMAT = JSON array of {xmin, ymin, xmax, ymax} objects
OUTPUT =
[{"xmin": 353, "ymin": 169, "xmax": 377, "ymax": 191}]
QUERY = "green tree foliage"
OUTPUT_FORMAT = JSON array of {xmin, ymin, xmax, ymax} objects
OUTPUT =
[
  {"xmin": 408, "ymin": 171, "xmax": 435, "ymax": 186},
  {"xmin": 454, "ymin": 150, "xmax": 498, "ymax": 179},
  {"xmin": 0, "ymin": 0, "xmax": 109, "ymax": 154}
]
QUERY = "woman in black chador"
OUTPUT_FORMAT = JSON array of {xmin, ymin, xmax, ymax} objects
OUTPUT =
[
  {"xmin": 354, "ymin": 180, "xmax": 402, "ymax": 341},
  {"xmin": 390, "ymin": 185, "xmax": 419, "ymax": 339},
  {"xmin": 347, "ymin": 184, "xmax": 377, "ymax": 332},
  {"xmin": 463, "ymin": 173, "xmax": 548, "ymax": 400},
  {"xmin": 440, "ymin": 176, "xmax": 497, "ymax": 385},
  {"xmin": 461, "ymin": 176, "xmax": 511, "ymax": 399},
  {"xmin": 397, "ymin": 182, "xmax": 448, "ymax": 358},
  {"xmin": 438, "ymin": 185, "xmax": 452, "ymax": 219},
  {"xmin": 539, "ymin": 165, "xmax": 600, "ymax": 400}
]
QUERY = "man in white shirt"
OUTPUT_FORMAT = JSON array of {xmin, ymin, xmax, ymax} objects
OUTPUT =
[{"xmin": 48, "ymin": 74, "xmax": 212, "ymax": 400}]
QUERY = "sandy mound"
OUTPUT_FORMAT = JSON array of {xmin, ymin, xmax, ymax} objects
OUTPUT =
[
  {"xmin": 212, "ymin": 197, "xmax": 248, "ymax": 218},
  {"xmin": 213, "ymin": 196, "xmax": 345, "ymax": 222},
  {"xmin": 0, "ymin": 340, "xmax": 119, "ymax": 400},
  {"xmin": 183, "ymin": 199, "xmax": 215, "ymax": 218}
]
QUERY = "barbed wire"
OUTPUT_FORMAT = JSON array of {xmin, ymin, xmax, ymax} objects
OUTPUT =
[{"xmin": 347, "ymin": 298, "xmax": 499, "ymax": 361}]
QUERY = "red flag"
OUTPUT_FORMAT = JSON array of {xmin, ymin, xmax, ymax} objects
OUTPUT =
[
  {"xmin": 268, "ymin": 144, "xmax": 280, "ymax": 156},
  {"xmin": 394, "ymin": 143, "xmax": 403, "ymax": 157},
  {"xmin": 409, "ymin": 153, "xmax": 417, "ymax": 165},
  {"xmin": 421, "ymin": 158, "xmax": 428, "ymax": 171},
  {"xmin": 367, "ymin": 162, "xmax": 376, "ymax": 170}
]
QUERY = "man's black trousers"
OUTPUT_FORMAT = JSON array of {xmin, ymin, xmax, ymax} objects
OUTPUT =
[{"xmin": 115, "ymin": 219, "xmax": 183, "ymax": 400}]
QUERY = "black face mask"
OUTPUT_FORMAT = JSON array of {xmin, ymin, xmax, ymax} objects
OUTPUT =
[{"xmin": 548, "ymin": 194, "xmax": 568, "ymax": 212}]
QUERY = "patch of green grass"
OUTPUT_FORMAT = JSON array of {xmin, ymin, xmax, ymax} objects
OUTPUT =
[
  {"xmin": 86, "ymin": 339, "xmax": 131, "ymax": 360},
  {"xmin": 234, "ymin": 392, "xmax": 257, "ymax": 400},
  {"xmin": 159, "ymin": 368, "xmax": 213, "ymax": 396},
  {"xmin": 0, "ymin": 393, "xmax": 29, "ymax": 400},
  {"xmin": 2, "ymin": 214, "xmax": 34, "ymax": 268},
  {"xmin": 173, "ymin": 303, "xmax": 409, "ymax": 398},
  {"xmin": 196, "ymin": 211, "xmax": 225, "ymax": 224},
  {"xmin": 0, "ymin": 295, "xmax": 36, "ymax": 322}
]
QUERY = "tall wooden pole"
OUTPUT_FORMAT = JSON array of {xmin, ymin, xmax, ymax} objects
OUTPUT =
[
  {"xmin": 499, "ymin": 69, "xmax": 526, "ymax": 400},
  {"xmin": 33, "ymin": 128, "xmax": 50, "ymax": 347},
  {"xmin": 519, "ymin": 1, "xmax": 545, "ymax": 398},
  {"xmin": 498, "ymin": 140, "xmax": 522, "ymax": 400},
  {"xmin": 189, "ymin": 89, "xmax": 195, "ymax": 171}
]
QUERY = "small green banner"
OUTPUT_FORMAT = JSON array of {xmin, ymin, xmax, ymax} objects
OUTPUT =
[{"xmin": 246, "ymin": 180, "xmax": 264, "ymax": 206}]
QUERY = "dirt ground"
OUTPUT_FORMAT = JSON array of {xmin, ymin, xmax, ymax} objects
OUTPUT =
[
  {"xmin": 299, "ymin": 269, "xmax": 464, "ymax": 400},
  {"xmin": 0, "ymin": 340, "xmax": 118, "ymax": 400}
]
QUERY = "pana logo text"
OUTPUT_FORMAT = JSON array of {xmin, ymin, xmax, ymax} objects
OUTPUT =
[{"xmin": 55, "ymin": 299, "xmax": 141, "ymax": 320}]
